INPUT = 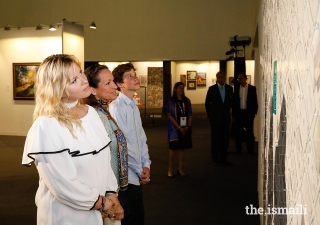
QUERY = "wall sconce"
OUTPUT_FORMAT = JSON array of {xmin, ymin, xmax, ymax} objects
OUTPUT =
[{"xmin": 3, "ymin": 24, "xmax": 21, "ymax": 31}]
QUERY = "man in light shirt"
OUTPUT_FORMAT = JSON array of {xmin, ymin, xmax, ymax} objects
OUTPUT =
[
  {"xmin": 109, "ymin": 63, "xmax": 151, "ymax": 225},
  {"xmin": 232, "ymin": 73, "xmax": 258, "ymax": 154}
]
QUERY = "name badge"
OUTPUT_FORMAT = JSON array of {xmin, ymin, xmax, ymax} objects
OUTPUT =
[{"xmin": 180, "ymin": 116, "xmax": 187, "ymax": 127}]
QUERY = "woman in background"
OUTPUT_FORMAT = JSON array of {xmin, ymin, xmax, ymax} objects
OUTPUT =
[
  {"xmin": 166, "ymin": 82, "xmax": 193, "ymax": 177},
  {"xmin": 84, "ymin": 64, "xmax": 129, "ymax": 225},
  {"xmin": 22, "ymin": 54, "xmax": 123, "ymax": 225}
]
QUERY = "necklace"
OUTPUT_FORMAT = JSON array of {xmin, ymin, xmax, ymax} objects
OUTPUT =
[{"xmin": 63, "ymin": 100, "xmax": 79, "ymax": 109}]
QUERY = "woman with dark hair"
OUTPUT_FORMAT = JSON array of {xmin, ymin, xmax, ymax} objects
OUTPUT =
[
  {"xmin": 84, "ymin": 64, "xmax": 128, "ymax": 225},
  {"xmin": 167, "ymin": 82, "xmax": 193, "ymax": 177}
]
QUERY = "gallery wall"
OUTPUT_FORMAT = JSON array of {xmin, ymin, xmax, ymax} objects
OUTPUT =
[
  {"xmin": 0, "ymin": 28, "xmax": 62, "ymax": 135},
  {"xmin": 0, "ymin": 0, "xmax": 258, "ymax": 61},
  {"xmin": 0, "ymin": 23, "xmax": 85, "ymax": 136}
]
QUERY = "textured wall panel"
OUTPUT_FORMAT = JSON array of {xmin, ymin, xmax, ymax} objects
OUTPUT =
[{"xmin": 260, "ymin": 0, "xmax": 320, "ymax": 224}]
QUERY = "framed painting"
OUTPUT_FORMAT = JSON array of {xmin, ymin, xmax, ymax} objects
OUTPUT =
[
  {"xmin": 247, "ymin": 75, "xmax": 251, "ymax": 84},
  {"xmin": 196, "ymin": 72, "xmax": 206, "ymax": 86},
  {"xmin": 187, "ymin": 71, "xmax": 197, "ymax": 80},
  {"xmin": 180, "ymin": 74, "xmax": 186, "ymax": 85},
  {"xmin": 13, "ymin": 63, "xmax": 40, "ymax": 100},
  {"xmin": 187, "ymin": 81, "xmax": 196, "ymax": 90}
]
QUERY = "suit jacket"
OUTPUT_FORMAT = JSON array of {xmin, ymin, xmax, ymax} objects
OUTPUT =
[
  {"xmin": 232, "ymin": 84, "xmax": 258, "ymax": 118},
  {"xmin": 205, "ymin": 84, "xmax": 233, "ymax": 124}
]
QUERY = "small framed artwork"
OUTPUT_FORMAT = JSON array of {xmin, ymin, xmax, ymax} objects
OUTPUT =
[
  {"xmin": 196, "ymin": 72, "xmax": 206, "ymax": 86},
  {"xmin": 187, "ymin": 71, "xmax": 197, "ymax": 80},
  {"xmin": 247, "ymin": 75, "xmax": 251, "ymax": 84},
  {"xmin": 187, "ymin": 81, "xmax": 196, "ymax": 90},
  {"xmin": 13, "ymin": 63, "xmax": 40, "ymax": 100},
  {"xmin": 180, "ymin": 74, "xmax": 186, "ymax": 85},
  {"xmin": 229, "ymin": 77, "xmax": 234, "ymax": 85}
]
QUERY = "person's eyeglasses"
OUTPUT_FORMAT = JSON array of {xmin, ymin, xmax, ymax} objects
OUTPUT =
[{"xmin": 124, "ymin": 74, "xmax": 138, "ymax": 80}]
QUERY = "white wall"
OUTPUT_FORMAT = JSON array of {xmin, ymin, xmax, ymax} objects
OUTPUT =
[
  {"xmin": 0, "ymin": 22, "xmax": 85, "ymax": 136},
  {"xmin": 175, "ymin": 61, "xmax": 220, "ymax": 104},
  {"xmin": 62, "ymin": 20, "xmax": 84, "ymax": 69},
  {"xmin": 0, "ymin": 27, "xmax": 62, "ymax": 135}
]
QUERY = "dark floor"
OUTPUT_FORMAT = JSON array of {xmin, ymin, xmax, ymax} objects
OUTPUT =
[{"xmin": 0, "ymin": 104, "xmax": 260, "ymax": 225}]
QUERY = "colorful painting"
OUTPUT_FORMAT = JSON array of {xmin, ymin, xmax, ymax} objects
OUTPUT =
[
  {"xmin": 13, "ymin": 63, "xmax": 40, "ymax": 100},
  {"xmin": 180, "ymin": 74, "xmax": 186, "ymax": 85},
  {"xmin": 197, "ymin": 72, "xmax": 206, "ymax": 86}
]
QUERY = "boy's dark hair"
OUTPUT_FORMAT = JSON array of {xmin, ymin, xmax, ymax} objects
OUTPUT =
[{"xmin": 112, "ymin": 63, "xmax": 136, "ymax": 90}]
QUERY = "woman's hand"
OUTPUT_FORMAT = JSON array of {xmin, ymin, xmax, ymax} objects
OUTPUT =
[
  {"xmin": 109, "ymin": 203, "xmax": 124, "ymax": 220},
  {"xmin": 105, "ymin": 194, "xmax": 124, "ymax": 220},
  {"xmin": 179, "ymin": 127, "xmax": 189, "ymax": 136}
]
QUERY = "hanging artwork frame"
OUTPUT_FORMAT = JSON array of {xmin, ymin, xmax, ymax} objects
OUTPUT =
[
  {"xmin": 187, "ymin": 81, "xmax": 196, "ymax": 90},
  {"xmin": 187, "ymin": 71, "xmax": 197, "ymax": 80},
  {"xmin": 196, "ymin": 72, "xmax": 206, "ymax": 86},
  {"xmin": 13, "ymin": 62, "xmax": 40, "ymax": 100}
]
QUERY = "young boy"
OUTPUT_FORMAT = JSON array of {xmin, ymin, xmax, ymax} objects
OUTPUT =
[{"xmin": 109, "ymin": 63, "xmax": 151, "ymax": 225}]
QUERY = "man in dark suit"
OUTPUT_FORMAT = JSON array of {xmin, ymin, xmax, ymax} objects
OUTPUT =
[
  {"xmin": 232, "ymin": 73, "xmax": 258, "ymax": 154},
  {"xmin": 205, "ymin": 71, "xmax": 233, "ymax": 166}
]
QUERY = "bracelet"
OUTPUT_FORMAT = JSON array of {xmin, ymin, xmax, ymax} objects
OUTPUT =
[{"xmin": 99, "ymin": 196, "xmax": 107, "ymax": 214}]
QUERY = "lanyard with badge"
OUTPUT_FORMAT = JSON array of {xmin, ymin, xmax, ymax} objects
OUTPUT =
[{"xmin": 177, "ymin": 101, "xmax": 187, "ymax": 127}]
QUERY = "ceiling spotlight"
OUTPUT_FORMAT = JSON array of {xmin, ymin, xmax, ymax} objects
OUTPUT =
[
  {"xmin": 36, "ymin": 24, "xmax": 43, "ymax": 30},
  {"xmin": 89, "ymin": 21, "xmax": 97, "ymax": 29},
  {"xmin": 4, "ymin": 25, "xmax": 11, "ymax": 31},
  {"xmin": 49, "ymin": 25, "xmax": 56, "ymax": 31}
]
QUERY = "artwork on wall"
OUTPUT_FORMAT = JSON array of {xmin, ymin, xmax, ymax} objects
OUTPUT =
[
  {"xmin": 180, "ymin": 74, "xmax": 186, "ymax": 85},
  {"xmin": 247, "ymin": 75, "xmax": 251, "ymax": 84},
  {"xmin": 13, "ymin": 63, "xmax": 40, "ymax": 100},
  {"xmin": 196, "ymin": 72, "xmax": 206, "ymax": 86},
  {"xmin": 187, "ymin": 81, "xmax": 196, "ymax": 90},
  {"xmin": 187, "ymin": 71, "xmax": 197, "ymax": 80},
  {"xmin": 147, "ymin": 67, "xmax": 163, "ymax": 107}
]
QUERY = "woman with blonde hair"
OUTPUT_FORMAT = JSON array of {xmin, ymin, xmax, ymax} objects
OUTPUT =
[{"xmin": 22, "ymin": 54, "xmax": 123, "ymax": 225}]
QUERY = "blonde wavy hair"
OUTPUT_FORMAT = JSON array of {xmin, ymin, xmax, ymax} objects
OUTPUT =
[{"xmin": 33, "ymin": 54, "xmax": 82, "ymax": 137}]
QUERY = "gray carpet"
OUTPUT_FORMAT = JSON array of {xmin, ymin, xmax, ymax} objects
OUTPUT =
[{"xmin": 0, "ymin": 104, "xmax": 260, "ymax": 225}]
